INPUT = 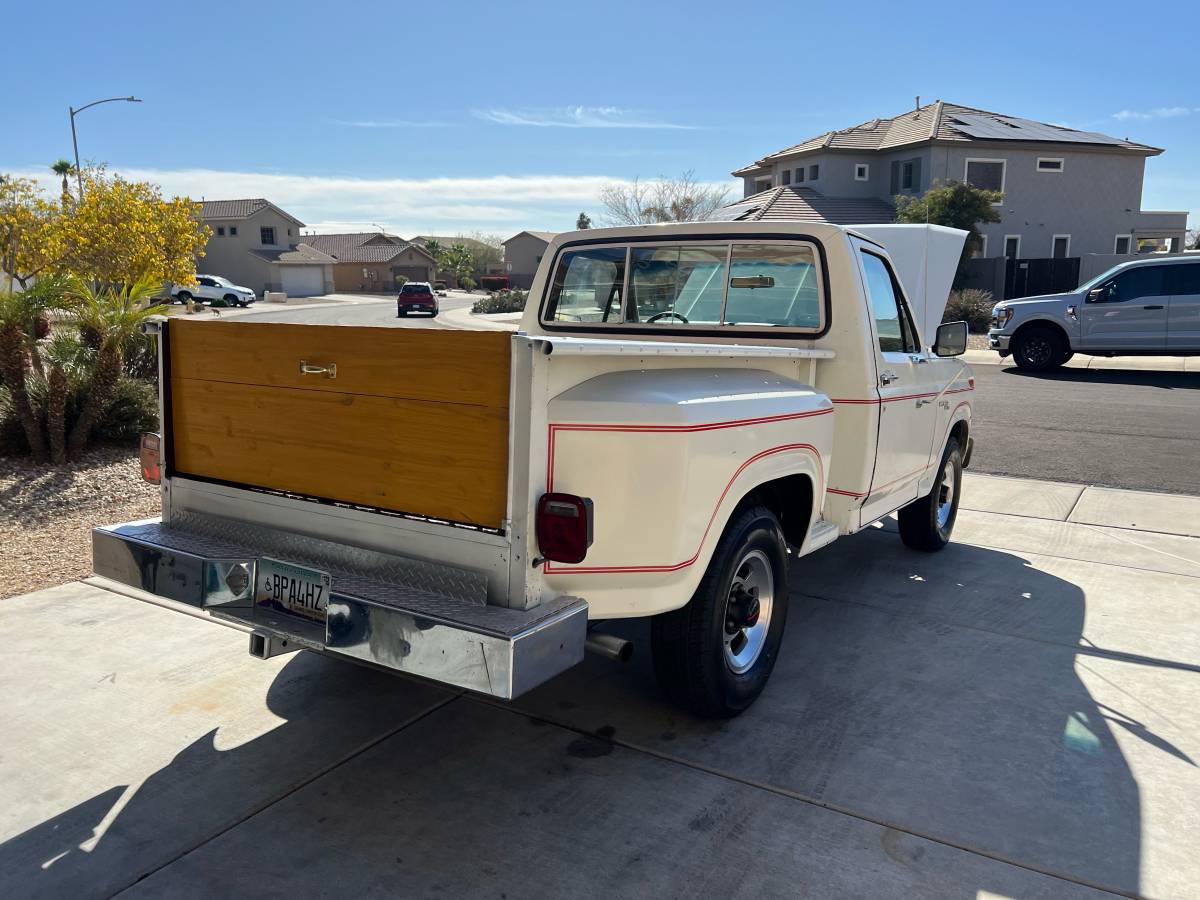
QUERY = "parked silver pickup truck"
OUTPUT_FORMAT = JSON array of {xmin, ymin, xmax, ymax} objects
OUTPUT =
[
  {"xmin": 93, "ymin": 221, "xmax": 974, "ymax": 717},
  {"xmin": 988, "ymin": 254, "xmax": 1200, "ymax": 370}
]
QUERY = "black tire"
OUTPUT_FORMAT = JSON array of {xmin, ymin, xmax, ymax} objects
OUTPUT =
[
  {"xmin": 1011, "ymin": 325, "xmax": 1067, "ymax": 372},
  {"xmin": 898, "ymin": 437, "xmax": 963, "ymax": 552},
  {"xmin": 651, "ymin": 505, "xmax": 789, "ymax": 718},
  {"xmin": 176, "ymin": 291, "xmax": 192, "ymax": 304},
  {"xmin": 397, "ymin": 310, "xmax": 407, "ymax": 318},
  {"xmin": 429, "ymin": 310, "xmax": 439, "ymax": 318}
]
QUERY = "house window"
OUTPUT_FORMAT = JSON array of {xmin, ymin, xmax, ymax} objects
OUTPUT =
[
  {"xmin": 965, "ymin": 159, "xmax": 1006, "ymax": 203},
  {"xmin": 287, "ymin": 228, "xmax": 292, "ymax": 236},
  {"xmin": 362, "ymin": 268, "xmax": 369, "ymax": 278},
  {"xmin": 1004, "ymin": 235, "xmax": 1020, "ymax": 259},
  {"xmin": 1037, "ymin": 157, "xmax": 1064, "ymax": 173},
  {"xmin": 970, "ymin": 235, "xmax": 989, "ymax": 259},
  {"xmin": 902, "ymin": 161, "xmax": 914, "ymax": 190},
  {"xmin": 230, "ymin": 226, "xmax": 237, "ymax": 236},
  {"xmin": 781, "ymin": 169, "xmax": 791, "ymax": 186},
  {"xmin": 754, "ymin": 178, "xmax": 772, "ymax": 193},
  {"xmin": 216, "ymin": 226, "xmax": 225, "ymax": 236},
  {"xmin": 261, "ymin": 226, "xmax": 276, "ymax": 245},
  {"xmin": 890, "ymin": 157, "xmax": 922, "ymax": 195},
  {"xmin": 855, "ymin": 163, "xmax": 869, "ymax": 181},
  {"xmin": 1114, "ymin": 235, "xmax": 1132, "ymax": 254},
  {"xmin": 795, "ymin": 167, "xmax": 805, "ymax": 183},
  {"xmin": 1052, "ymin": 235, "xmax": 1071, "ymax": 258},
  {"xmin": 808, "ymin": 164, "xmax": 819, "ymax": 181}
]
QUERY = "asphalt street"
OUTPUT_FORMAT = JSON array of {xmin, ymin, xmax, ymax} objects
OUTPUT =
[
  {"xmin": 968, "ymin": 362, "xmax": 1200, "ymax": 495},
  {"xmin": 229, "ymin": 293, "xmax": 475, "ymax": 327}
]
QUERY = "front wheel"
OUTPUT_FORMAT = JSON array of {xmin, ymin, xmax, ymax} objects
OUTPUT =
[
  {"xmin": 176, "ymin": 291, "xmax": 193, "ymax": 304},
  {"xmin": 651, "ymin": 505, "xmax": 789, "ymax": 718},
  {"xmin": 1011, "ymin": 325, "xmax": 1067, "ymax": 372},
  {"xmin": 898, "ymin": 437, "xmax": 963, "ymax": 552}
]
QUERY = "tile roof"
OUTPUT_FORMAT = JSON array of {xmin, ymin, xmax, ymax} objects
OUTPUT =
[
  {"xmin": 304, "ymin": 232, "xmax": 434, "ymax": 263},
  {"xmin": 200, "ymin": 198, "xmax": 307, "ymax": 226},
  {"xmin": 733, "ymin": 100, "xmax": 1161, "ymax": 174},
  {"xmin": 503, "ymin": 230, "xmax": 557, "ymax": 244},
  {"xmin": 712, "ymin": 186, "xmax": 896, "ymax": 225},
  {"xmin": 249, "ymin": 243, "xmax": 337, "ymax": 264},
  {"xmin": 305, "ymin": 232, "xmax": 404, "ymax": 255}
]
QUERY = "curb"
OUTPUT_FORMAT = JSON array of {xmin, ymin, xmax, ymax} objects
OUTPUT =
[{"xmin": 961, "ymin": 348, "xmax": 1198, "ymax": 372}]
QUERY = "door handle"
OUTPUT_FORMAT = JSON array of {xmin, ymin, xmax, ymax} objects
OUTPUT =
[
  {"xmin": 909, "ymin": 354, "xmax": 929, "ymax": 364},
  {"xmin": 880, "ymin": 371, "xmax": 899, "ymax": 386},
  {"xmin": 1143, "ymin": 304, "xmax": 1164, "ymax": 310}
]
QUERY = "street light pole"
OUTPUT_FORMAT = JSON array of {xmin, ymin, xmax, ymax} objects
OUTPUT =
[{"xmin": 68, "ymin": 96, "xmax": 142, "ymax": 198}]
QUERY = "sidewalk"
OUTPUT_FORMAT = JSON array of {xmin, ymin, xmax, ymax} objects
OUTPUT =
[
  {"xmin": 963, "ymin": 347, "xmax": 1200, "ymax": 371},
  {"xmin": 438, "ymin": 305, "xmax": 522, "ymax": 330}
]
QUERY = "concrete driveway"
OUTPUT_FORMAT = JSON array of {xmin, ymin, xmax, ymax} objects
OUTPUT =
[{"xmin": 2, "ymin": 474, "xmax": 1198, "ymax": 898}]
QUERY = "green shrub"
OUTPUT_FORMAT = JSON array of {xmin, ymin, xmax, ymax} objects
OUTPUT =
[
  {"xmin": 943, "ymin": 289, "xmax": 993, "ymax": 333},
  {"xmin": 0, "ymin": 374, "xmax": 158, "ymax": 456},
  {"xmin": 471, "ymin": 289, "xmax": 528, "ymax": 314},
  {"xmin": 209, "ymin": 297, "xmax": 230, "ymax": 308},
  {"xmin": 459, "ymin": 275, "xmax": 477, "ymax": 292}
]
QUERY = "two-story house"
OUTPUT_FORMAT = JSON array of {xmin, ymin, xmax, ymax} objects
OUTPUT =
[
  {"xmin": 728, "ymin": 100, "xmax": 1187, "ymax": 264},
  {"xmin": 200, "ymin": 199, "xmax": 335, "ymax": 297}
]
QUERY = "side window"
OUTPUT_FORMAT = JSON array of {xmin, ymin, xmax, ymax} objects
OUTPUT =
[
  {"xmin": 723, "ymin": 244, "xmax": 821, "ymax": 328},
  {"xmin": 260, "ymin": 226, "xmax": 276, "ymax": 245},
  {"xmin": 1167, "ymin": 264, "xmax": 1200, "ymax": 296},
  {"xmin": 861, "ymin": 251, "xmax": 918, "ymax": 353},
  {"xmin": 629, "ymin": 245, "xmax": 726, "ymax": 325},
  {"xmin": 544, "ymin": 247, "xmax": 626, "ymax": 322},
  {"xmin": 1109, "ymin": 266, "xmax": 1166, "ymax": 302}
]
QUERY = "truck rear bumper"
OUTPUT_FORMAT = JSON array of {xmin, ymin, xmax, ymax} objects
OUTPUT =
[{"xmin": 92, "ymin": 516, "xmax": 586, "ymax": 699}]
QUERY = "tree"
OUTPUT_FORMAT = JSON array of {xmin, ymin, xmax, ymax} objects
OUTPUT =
[
  {"xmin": 0, "ymin": 175, "xmax": 64, "ymax": 289},
  {"xmin": 51, "ymin": 159, "xmax": 74, "ymax": 205},
  {"xmin": 457, "ymin": 232, "xmax": 503, "ymax": 274},
  {"xmin": 0, "ymin": 287, "xmax": 53, "ymax": 460},
  {"xmin": 893, "ymin": 180, "xmax": 1001, "ymax": 263},
  {"xmin": 599, "ymin": 170, "xmax": 730, "ymax": 225},
  {"xmin": 443, "ymin": 243, "xmax": 475, "ymax": 289},
  {"xmin": 576, "ymin": 212, "xmax": 592, "ymax": 229},
  {"xmin": 1187, "ymin": 226, "xmax": 1200, "ymax": 251},
  {"xmin": 64, "ymin": 274, "xmax": 166, "ymax": 458},
  {"xmin": 60, "ymin": 166, "xmax": 209, "ymax": 286}
]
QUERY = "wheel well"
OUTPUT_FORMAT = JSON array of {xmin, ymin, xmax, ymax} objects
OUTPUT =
[
  {"xmin": 735, "ymin": 474, "xmax": 813, "ymax": 548},
  {"xmin": 1012, "ymin": 318, "xmax": 1068, "ymax": 346},
  {"xmin": 949, "ymin": 418, "xmax": 969, "ymax": 451}
]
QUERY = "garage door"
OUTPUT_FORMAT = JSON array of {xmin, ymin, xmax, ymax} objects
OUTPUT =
[
  {"xmin": 280, "ymin": 266, "xmax": 325, "ymax": 297},
  {"xmin": 393, "ymin": 265, "xmax": 430, "ymax": 283}
]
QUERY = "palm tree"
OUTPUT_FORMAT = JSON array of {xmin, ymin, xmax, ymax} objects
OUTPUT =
[
  {"xmin": 42, "ymin": 329, "xmax": 89, "ymax": 463},
  {"xmin": 0, "ymin": 288, "xmax": 49, "ymax": 461},
  {"xmin": 51, "ymin": 159, "xmax": 74, "ymax": 204},
  {"xmin": 64, "ymin": 274, "xmax": 165, "ymax": 459}
]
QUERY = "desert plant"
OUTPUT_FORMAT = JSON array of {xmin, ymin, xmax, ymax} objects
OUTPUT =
[
  {"xmin": 943, "ymin": 289, "xmax": 994, "ymax": 333},
  {"xmin": 63, "ymin": 274, "xmax": 165, "ymax": 458},
  {"xmin": 459, "ymin": 274, "xmax": 476, "ymax": 292},
  {"xmin": 0, "ymin": 289, "xmax": 49, "ymax": 460},
  {"xmin": 471, "ymin": 289, "xmax": 528, "ymax": 314}
]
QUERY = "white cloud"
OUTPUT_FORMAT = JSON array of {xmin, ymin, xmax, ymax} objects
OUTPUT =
[
  {"xmin": 1112, "ymin": 106, "xmax": 1198, "ymax": 121},
  {"xmin": 5, "ymin": 165, "xmax": 734, "ymax": 235},
  {"xmin": 472, "ymin": 106, "xmax": 698, "ymax": 130}
]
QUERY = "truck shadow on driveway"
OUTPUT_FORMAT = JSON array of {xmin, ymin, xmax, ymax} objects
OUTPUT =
[
  {"xmin": 1, "ymin": 530, "xmax": 1173, "ymax": 897},
  {"xmin": 1000, "ymin": 366, "xmax": 1199, "ymax": 390}
]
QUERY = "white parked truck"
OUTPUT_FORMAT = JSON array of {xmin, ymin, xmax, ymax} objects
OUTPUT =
[{"xmin": 94, "ymin": 221, "xmax": 974, "ymax": 717}]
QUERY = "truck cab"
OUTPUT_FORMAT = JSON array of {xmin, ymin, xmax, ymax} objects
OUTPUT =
[{"xmin": 94, "ymin": 221, "xmax": 973, "ymax": 717}]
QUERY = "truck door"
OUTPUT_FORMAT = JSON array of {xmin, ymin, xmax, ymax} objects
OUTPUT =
[
  {"xmin": 1166, "ymin": 263, "xmax": 1200, "ymax": 351},
  {"xmin": 1078, "ymin": 264, "xmax": 1168, "ymax": 351},
  {"xmin": 856, "ymin": 246, "xmax": 942, "ymax": 514}
]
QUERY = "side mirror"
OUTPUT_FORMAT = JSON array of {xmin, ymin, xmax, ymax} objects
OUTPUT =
[
  {"xmin": 934, "ymin": 321, "xmax": 968, "ymax": 357},
  {"xmin": 1086, "ymin": 286, "xmax": 1106, "ymax": 303}
]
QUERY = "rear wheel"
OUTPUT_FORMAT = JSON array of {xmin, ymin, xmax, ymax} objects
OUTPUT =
[
  {"xmin": 1012, "ymin": 325, "xmax": 1067, "ymax": 372},
  {"xmin": 176, "ymin": 291, "xmax": 192, "ymax": 305},
  {"xmin": 898, "ymin": 437, "xmax": 963, "ymax": 552},
  {"xmin": 651, "ymin": 505, "xmax": 789, "ymax": 718}
]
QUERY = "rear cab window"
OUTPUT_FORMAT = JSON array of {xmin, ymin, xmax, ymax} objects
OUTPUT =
[{"xmin": 542, "ymin": 239, "xmax": 825, "ymax": 334}]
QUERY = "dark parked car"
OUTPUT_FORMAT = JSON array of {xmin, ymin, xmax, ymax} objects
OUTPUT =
[{"xmin": 397, "ymin": 282, "xmax": 439, "ymax": 318}]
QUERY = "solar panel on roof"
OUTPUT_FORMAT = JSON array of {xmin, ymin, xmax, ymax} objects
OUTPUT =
[{"xmin": 947, "ymin": 113, "xmax": 1121, "ymax": 145}]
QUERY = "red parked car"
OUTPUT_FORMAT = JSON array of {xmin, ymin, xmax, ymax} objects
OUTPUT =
[{"xmin": 397, "ymin": 282, "xmax": 439, "ymax": 318}]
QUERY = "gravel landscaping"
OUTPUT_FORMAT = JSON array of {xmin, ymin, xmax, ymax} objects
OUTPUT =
[{"xmin": 0, "ymin": 447, "xmax": 159, "ymax": 599}]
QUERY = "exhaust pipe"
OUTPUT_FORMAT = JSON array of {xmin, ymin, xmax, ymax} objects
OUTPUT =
[{"xmin": 585, "ymin": 632, "xmax": 633, "ymax": 663}]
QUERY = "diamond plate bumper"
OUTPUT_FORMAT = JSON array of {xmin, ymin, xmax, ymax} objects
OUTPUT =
[{"xmin": 92, "ymin": 516, "xmax": 587, "ymax": 699}]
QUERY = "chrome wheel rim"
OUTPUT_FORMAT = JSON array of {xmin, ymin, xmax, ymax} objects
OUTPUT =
[
  {"xmin": 936, "ymin": 458, "xmax": 956, "ymax": 529},
  {"xmin": 723, "ymin": 549, "xmax": 774, "ymax": 674}
]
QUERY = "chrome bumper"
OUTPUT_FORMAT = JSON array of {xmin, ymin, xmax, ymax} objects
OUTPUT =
[
  {"xmin": 987, "ymin": 331, "xmax": 1011, "ymax": 352},
  {"xmin": 92, "ymin": 516, "xmax": 587, "ymax": 699}
]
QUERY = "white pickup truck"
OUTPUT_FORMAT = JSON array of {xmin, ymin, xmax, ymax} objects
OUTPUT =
[{"xmin": 93, "ymin": 221, "xmax": 974, "ymax": 717}]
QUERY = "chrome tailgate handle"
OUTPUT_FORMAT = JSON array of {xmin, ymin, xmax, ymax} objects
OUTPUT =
[{"xmin": 299, "ymin": 360, "xmax": 337, "ymax": 379}]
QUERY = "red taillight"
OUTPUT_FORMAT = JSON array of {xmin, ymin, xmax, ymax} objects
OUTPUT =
[
  {"xmin": 536, "ymin": 493, "xmax": 594, "ymax": 564},
  {"xmin": 139, "ymin": 432, "xmax": 161, "ymax": 485}
]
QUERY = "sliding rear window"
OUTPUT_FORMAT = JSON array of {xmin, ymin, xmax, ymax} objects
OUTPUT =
[{"xmin": 542, "ymin": 240, "xmax": 825, "ymax": 333}]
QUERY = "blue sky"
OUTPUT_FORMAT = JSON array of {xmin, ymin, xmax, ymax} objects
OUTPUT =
[{"xmin": 3, "ymin": 0, "xmax": 1197, "ymax": 237}]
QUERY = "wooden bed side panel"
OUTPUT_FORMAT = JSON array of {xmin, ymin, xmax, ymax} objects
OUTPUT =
[
  {"xmin": 168, "ymin": 319, "xmax": 511, "ymax": 409},
  {"xmin": 170, "ymin": 378, "xmax": 509, "ymax": 528}
]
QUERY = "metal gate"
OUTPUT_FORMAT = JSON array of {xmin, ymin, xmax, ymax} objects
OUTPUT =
[{"xmin": 1004, "ymin": 257, "xmax": 1080, "ymax": 300}]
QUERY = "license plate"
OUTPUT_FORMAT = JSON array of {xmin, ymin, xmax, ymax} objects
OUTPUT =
[{"xmin": 256, "ymin": 558, "xmax": 331, "ymax": 622}]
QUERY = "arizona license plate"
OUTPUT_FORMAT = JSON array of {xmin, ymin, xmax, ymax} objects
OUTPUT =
[{"xmin": 256, "ymin": 558, "xmax": 332, "ymax": 622}]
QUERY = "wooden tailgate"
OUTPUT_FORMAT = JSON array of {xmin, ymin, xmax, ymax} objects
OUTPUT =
[{"xmin": 167, "ymin": 319, "xmax": 512, "ymax": 529}]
